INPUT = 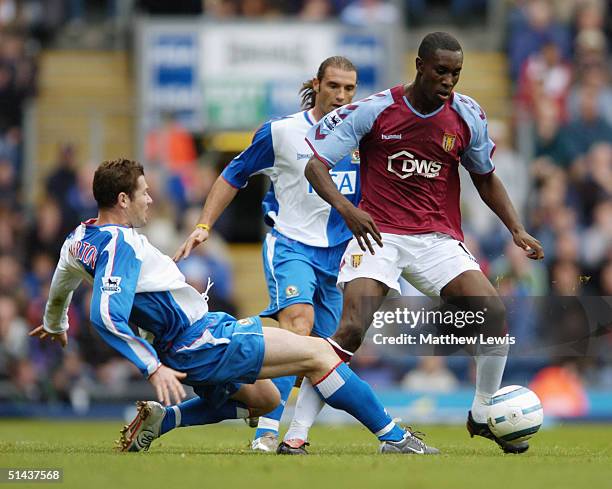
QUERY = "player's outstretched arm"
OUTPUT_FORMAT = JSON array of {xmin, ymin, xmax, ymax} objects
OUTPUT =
[
  {"xmin": 29, "ymin": 324, "xmax": 68, "ymax": 347},
  {"xmin": 305, "ymin": 157, "xmax": 382, "ymax": 254},
  {"xmin": 470, "ymin": 172, "xmax": 544, "ymax": 260},
  {"xmin": 173, "ymin": 176, "xmax": 238, "ymax": 261},
  {"xmin": 148, "ymin": 364, "xmax": 187, "ymax": 406}
]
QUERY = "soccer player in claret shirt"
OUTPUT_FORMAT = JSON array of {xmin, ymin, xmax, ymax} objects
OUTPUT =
[
  {"xmin": 174, "ymin": 57, "xmax": 362, "ymax": 453},
  {"xmin": 297, "ymin": 32, "xmax": 545, "ymax": 454},
  {"xmin": 30, "ymin": 158, "xmax": 439, "ymax": 455}
]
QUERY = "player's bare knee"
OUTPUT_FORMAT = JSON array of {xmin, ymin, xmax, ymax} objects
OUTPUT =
[
  {"xmin": 301, "ymin": 337, "xmax": 337, "ymax": 375},
  {"xmin": 481, "ymin": 296, "xmax": 506, "ymax": 337},
  {"xmin": 278, "ymin": 304, "xmax": 314, "ymax": 336}
]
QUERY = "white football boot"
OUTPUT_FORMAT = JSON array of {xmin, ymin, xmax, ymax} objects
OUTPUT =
[
  {"xmin": 251, "ymin": 432, "xmax": 278, "ymax": 453},
  {"xmin": 117, "ymin": 400, "xmax": 165, "ymax": 452}
]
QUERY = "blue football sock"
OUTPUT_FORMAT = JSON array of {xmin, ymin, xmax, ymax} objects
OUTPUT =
[
  {"xmin": 313, "ymin": 362, "xmax": 405, "ymax": 442},
  {"xmin": 160, "ymin": 397, "xmax": 249, "ymax": 435},
  {"xmin": 254, "ymin": 375, "xmax": 295, "ymax": 439}
]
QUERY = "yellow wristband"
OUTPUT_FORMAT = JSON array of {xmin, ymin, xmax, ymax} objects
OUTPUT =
[{"xmin": 196, "ymin": 223, "xmax": 211, "ymax": 231}]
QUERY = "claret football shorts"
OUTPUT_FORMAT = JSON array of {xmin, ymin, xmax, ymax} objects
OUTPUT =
[{"xmin": 337, "ymin": 232, "xmax": 481, "ymax": 297}]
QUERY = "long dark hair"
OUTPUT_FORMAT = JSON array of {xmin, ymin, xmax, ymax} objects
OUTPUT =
[{"xmin": 300, "ymin": 56, "xmax": 358, "ymax": 110}]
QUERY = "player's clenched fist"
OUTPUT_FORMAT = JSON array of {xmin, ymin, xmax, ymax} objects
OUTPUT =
[{"xmin": 173, "ymin": 227, "xmax": 209, "ymax": 262}]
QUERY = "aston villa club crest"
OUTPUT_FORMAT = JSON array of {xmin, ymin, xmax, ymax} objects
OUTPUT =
[
  {"xmin": 442, "ymin": 133, "xmax": 456, "ymax": 152},
  {"xmin": 351, "ymin": 254, "xmax": 363, "ymax": 268}
]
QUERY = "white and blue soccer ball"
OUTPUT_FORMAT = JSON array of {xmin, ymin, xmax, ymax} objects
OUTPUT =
[{"xmin": 487, "ymin": 385, "xmax": 544, "ymax": 443}]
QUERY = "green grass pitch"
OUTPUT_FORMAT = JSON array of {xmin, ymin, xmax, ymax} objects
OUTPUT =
[{"xmin": 1, "ymin": 420, "xmax": 610, "ymax": 489}]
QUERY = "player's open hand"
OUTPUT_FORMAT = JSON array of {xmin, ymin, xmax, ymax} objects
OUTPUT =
[
  {"xmin": 173, "ymin": 227, "xmax": 209, "ymax": 262},
  {"xmin": 341, "ymin": 206, "xmax": 383, "ymax": 255},
  {"xmin": 148, "ymin": 364, "xmax": 187, "ymax": 406},
  {"xmin": 512, "ymin": 229, "xmax": 544, "ymax": 260},
  {"xmin": 28, "ymin": 324, "xmax": 68, "ymax": 347}
]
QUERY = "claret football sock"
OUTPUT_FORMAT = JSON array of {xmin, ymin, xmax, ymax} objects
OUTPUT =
[
  {"xmin": 254, "ymin": 375, "xmax": 296, "ymax": 439},
  {"xmin": 312, "ymin": 362, "xmax": 405, "ymax": 442},
  {"xmin": 160, "ymin": 397, "xmax": 249, "ymax": 435}
]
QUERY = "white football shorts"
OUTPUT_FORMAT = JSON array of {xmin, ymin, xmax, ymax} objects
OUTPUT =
[{"xmin": 337, "ymin": 232, "xmax": 481, "ymax": 297}]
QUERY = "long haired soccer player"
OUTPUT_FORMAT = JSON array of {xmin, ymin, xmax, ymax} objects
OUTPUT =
[
  {"xmin": 30, "ymin": 158, "xmax": 439, "ymax": 455},
  {"xmin": 174, "ymin": 57, "xmax": 362, "ymax": 453},
  {"xmin": 299, "ymin": 32, "xmax": 545, "ymax": 454}
]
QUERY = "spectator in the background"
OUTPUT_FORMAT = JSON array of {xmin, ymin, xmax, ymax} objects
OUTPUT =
[
  {"xmin": 0, "ymin": 254, "xmax": 24, "ymax": 299},
  {"xmin": 0, "ymin": 294, "xmax": 29, "ymax": 378},
  {"xmin": 24, "ymin": 197, "xmax": 65, "ymax": 261},
  {"xmin": 66, "ymin": 163, "xmax": 97, "ymax": 223},
  {"xmin": 145, "ymin": 112, "xmax": 198, "ymax": 219},
  {"xmin": 600, "ymin": 260, "xmax": 612, "ymax": 295},
  {"xmin": 401, "ymin": 357, "xmax": 459, "ymax": 393},
  {"xmin": 176, "ymin": 206, "xmax": 237, "ymax": 314},
  {"xmin": 50, "ymin": 347, "xmax": 92, "ymax": 411},
  {"xmin": 550, "ymin": 260, "xmax": 583, "ymax": 296},
  {"xmin": 567, "ymin": 64, "xmax": 612, "ymax": 127},
  {"xmin": 573, "ymin": 143, "xmax": 612, "ymax": 223},
  {"xmin": 516, "ymin": 38, "xmax": 572, "ymax": 121},
  {"xmin": 582, "ymin": 200, "xmax": 612, "ymax": 270},
  {"xmin": 0, "ymin": 127, "xmax": 21, "ymax": 180},
  {"xmin": 0, "ymin": 157, "xmax": 18, "ymax": 207},
  {"xmin": 299, "ymin": 0, "xmax": 332, "ymax": 19},
  {"xmin": 574, "ymin": 28, "xmax": 607, "ymax": 69},
  {"xmin": 508, "ymin": 0, "xmax": 571, "ymax": 80},
  {"xmin": 45, "ymin": 143, "xmax": 79, "ymax": 230},
  {"xmin": 491, "ymin": 240, "xmax": 547, "ymax": 346},
  {"xmin": 530, "ymin": 362, "xmax": 589, "ymax": 417},
  {"xmin": 0, "ymin": 29, "xmax": 36, "ymax": 129},
  {"xmin": 492, "ymin": 239, "xmax": 548, "ymax": 296},
  {"xmin": 532, "ymin": 103, "xmax": 565, "ymax": 161},
  {"xmin": 554, "ymin": 88, "xmax": 612, "ymax": 167},
  {"xmin": 340, "ymin": 0, "xmax": 399, "ymax": 25},
  {"xmin": 203, "ymin": 0, "xmax": 239, "ymax": 17},
  {"xmin": 23, "ymin": 251, "xmax": 54, "ymax": 297},
  {"xmin": 0, "ymin": 206, "xmax": 21, "ymax": 254}
]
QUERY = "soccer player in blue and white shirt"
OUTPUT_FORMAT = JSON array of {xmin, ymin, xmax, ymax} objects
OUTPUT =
[
  {"xmin": 174, "ymin": 57, "xmax": 361, "ymax": 452},
  {"xmin": 31, "ymin": 158, "xmax": 439, "ymax": 455}
]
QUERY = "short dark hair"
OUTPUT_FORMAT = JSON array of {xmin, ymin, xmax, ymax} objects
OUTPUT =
[
  {"xmin": 93, "ymin": 158, "xmax": 144, "ymax": 209},
  {"xmin": 300, "ymin": 56, "xmax": 358, "ymax": 109},
  {"xmin": 418, "ymin": 32, "xmax": 462, "ymax": 61}
]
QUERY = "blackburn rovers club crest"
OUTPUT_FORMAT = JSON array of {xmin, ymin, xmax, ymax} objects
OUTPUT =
[
  {"xmin": 351, "ymin": 149, "xmax": 360, "ymax": 164},
  {"xmin": 351, "ymin": 254, "xmax": 363, "ymax": 268},
  {"xmin": 442, "ymin": 133, "xmax": 456, "ymax": 152},
  {"xmin": 285, "ymin": 285, "xmax": 299, "ymax": 298}
]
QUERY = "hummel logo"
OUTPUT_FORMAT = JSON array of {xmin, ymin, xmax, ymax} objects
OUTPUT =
[{"xmin": 382, "ymin": 134, "xmax": 402, "ymax": 140}]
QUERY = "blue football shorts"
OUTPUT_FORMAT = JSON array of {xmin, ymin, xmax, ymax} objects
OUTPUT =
[
  {"xmin": 260, "ymin": 230, "xmax": 348, "ymax": 338},
  {"xmin": 161, "ymin": 312, "xmax": 265, "ymax": 408}
]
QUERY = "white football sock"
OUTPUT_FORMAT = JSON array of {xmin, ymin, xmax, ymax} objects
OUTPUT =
[
  {"xmin": 471, "ymin": 344, "xmax": 508, "ymax": 423},
  {"xmin": 283, "ymin": 377, "xmax": 324, "ymax": 442}
]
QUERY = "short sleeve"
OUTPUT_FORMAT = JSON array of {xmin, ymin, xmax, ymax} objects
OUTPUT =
[
  {"xmin": 452, "ymin": 94, "xmax": 496, "ymax": 175},
  {"xmin": 306, "ymin": 90, "xmax": 394, "ymax": 168},
  {"xmin": 221, "ymin": 121, "xmax": 275, "ymax": 188}
]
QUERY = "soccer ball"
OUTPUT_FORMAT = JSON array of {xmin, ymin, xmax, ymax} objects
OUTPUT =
[{"xmin": 487, "ymin": 385, "xmax": 544, "ymax": 443}]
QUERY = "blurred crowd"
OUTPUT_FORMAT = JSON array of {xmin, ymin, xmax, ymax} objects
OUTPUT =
[{"xmin": 0, "ymin": 0, "xmax": 611, "ymax": 415}]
